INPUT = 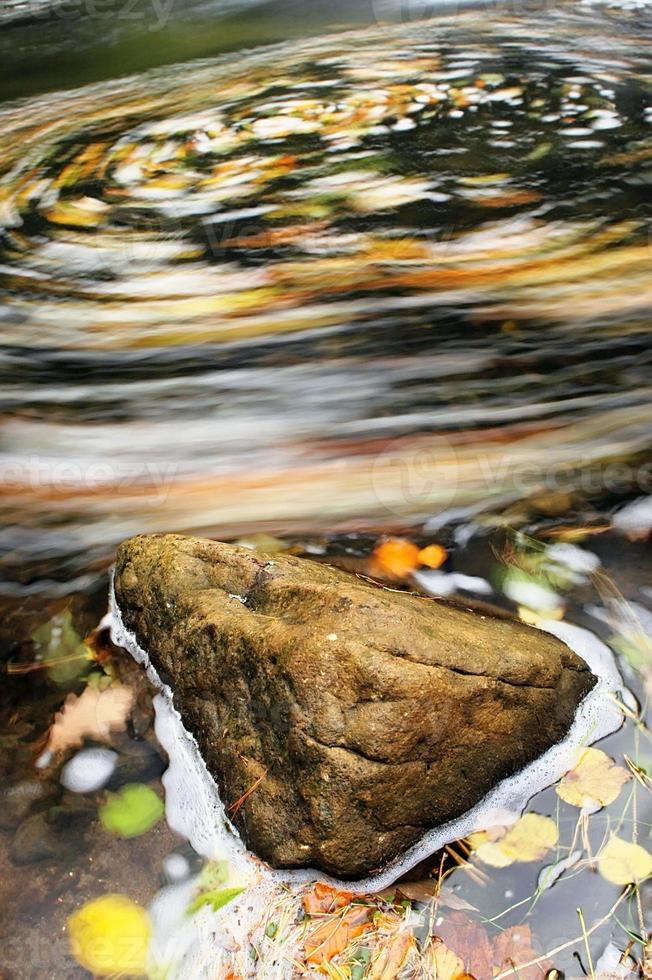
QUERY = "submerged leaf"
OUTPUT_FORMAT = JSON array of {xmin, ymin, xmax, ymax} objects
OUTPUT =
[
  {"xmin": 67, "ymin": 894, "xmax": 150, "ymax": 977},
  {"xmin": 556, "ymin": 747, "xmax": 630, "ymax": 809},
  {"xmin": 396, "ymin": 880, "xmax": 476, "ymax": 911},
  {"xmin": 100, "ymin": 783, "xmax": 164, "ymax": 838},
  {"xmin": 46, "ymin": 683, "xmax": 134, "ymax": 755},
  {"xmin": 493, "ymin": 924, "xmax": 552, "ymax": 980},
  {"xmin": 597, "ymin": 836, "xmax": 652, "ymax": 884},
  {"xmin": 31, "ymin": 610, "xmax": 93, "ymax": 686},
  {"xmin": 434, "ymin": 911, "xmax": 493, "ymax": 978}
]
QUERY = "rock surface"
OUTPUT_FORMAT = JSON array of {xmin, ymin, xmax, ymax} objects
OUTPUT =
[{"xmin": 114, "ymin": 534, "xmax": 596, "ymax": 878}]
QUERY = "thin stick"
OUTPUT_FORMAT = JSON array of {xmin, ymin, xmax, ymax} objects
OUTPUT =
[
  {"xmin": 492, "ymin": 888, "xmax": 631, "ymax": 980},
  {"xmin": 578, "ymin": 907, "xmax": 596, "ymax": 980},
  {"xmin": 228, "ymin": 771, "xmax": 267, "ymax": 816}
]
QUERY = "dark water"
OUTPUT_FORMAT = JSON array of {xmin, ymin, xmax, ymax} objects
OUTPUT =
[{"xmin": 0, "ymin": 3, "xmax": 651, "ymax": 977}]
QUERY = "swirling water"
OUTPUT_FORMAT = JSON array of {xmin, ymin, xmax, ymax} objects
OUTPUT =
[{"xmin": 0, "ymin": 5, "xmax": 651, "ymax": 594}]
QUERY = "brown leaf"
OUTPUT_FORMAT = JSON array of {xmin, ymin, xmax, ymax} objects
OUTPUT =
[
  {"xmin": 304, "ymin": 905, "xmax": 372, "ymax": 963},
  {"xmin": 396, "ymin": 879, "xmax": 440, "ymax": 903},
  {"xmin": 492, "ymin": 925, "xmax": 552, "ymax": 980},
  {"xmin": 435, "ymin": 912, "xmax": 493, "ymax": 980},
  {"xmin": 46, "ymin": 683, "xmax": 134, "ymax": 755},
  {"xmin": 397, "ymin": 881, "xmax": 477, "ymax": 912}
]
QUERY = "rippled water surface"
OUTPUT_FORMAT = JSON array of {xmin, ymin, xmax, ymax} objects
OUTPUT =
[
  {"xmin": 1, "ymin": 5, "xmax": 651, "ymax": 977},
  {"xmin": 1, "ymin": 6, "xmax": 651, "ymax": 593}
]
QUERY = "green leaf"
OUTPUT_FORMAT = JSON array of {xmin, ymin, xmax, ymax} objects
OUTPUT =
[
  {"xmin": 187, "ymin": 886, "xmax": 244, "ymax": 916},
  {"xmin": 31, "ymin": 610, "xmax": 92, "ymax": 686},
  {"xmin": 100, "ymin": 783, "xmax": 164, "ymax": 838}
]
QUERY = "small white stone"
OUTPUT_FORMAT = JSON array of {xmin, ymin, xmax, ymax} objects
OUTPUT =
[
  {"xmin": 60, "ymin": 747, "xmax": 117, "ymax": 793},
  {"xmin": 163, "ymin": 852, "xmax": 191, "ymax": 882}
]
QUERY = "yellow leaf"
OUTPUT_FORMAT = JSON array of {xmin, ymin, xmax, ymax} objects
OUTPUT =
[
  {"xmin": 518, "ymin": 605, "xmax": 565, "ymax": 625},
  {"xmin": 470, "ymin": 814, "xmax": 558, "ymax": 867},
  {"xmin": 423, "ymin": 937, "xmax": 466, "ymax": 980},
  {"xmin": 45, "ymin": 196, "xmax": 109, "ymax": 228},
  {"xmin": 369, "ymin": 930, "xmax": 414, "ymax": 980},
  {"xmin": 556, "ymin": 747, "xmax": 631, "ymax": 809},
  {"xmin": 67, "ymin": 894, "xmax": 151, "ymax": 976},
  {"xmin": 597, "ymin": 836, "xmax": 652, "ymax": 885}
]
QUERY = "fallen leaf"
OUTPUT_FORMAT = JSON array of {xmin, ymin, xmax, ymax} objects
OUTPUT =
[
  {"xmin": 536, "ymin": 850, "xmax": 582, "ymax": 892},
  {"xmin": 304, "ymin": 905, "xmax": 373, "ymax": 963},
  {"xmin": 31, "ymin": 611, "xmax": 93, "ymax": 686},
  {"xmin": 435, "ymin": 911, "xmax": 493, "ymax": 978},
  {"xmin": 396, "ymin": 880, "xmax": 476, "ymax": 912},
  {"xmin": 556, "ymin": 748, "xmax": 630, "ymax": 809},
  {"xmin": 47, "ymin": 683, "xmax": 134, "ymax": 755},
  {"xmin": 469, "ymin": 814, "xmax": 559, "ymax": 867},
  {"xmin": 594, "ymin": 941, "xmax": 637, "ymax": 980},
  {"xmin": 493, "ymin": 925, "xmax": 552, "ymax": 980},
  {"xmin": 186, "ymin": 886, "xmax": 244, "ymax": 916},
  {"xmin": 418, "ymin": 544, "xmax": 447, "ymax": 569},
  {"xmin": 67, "ymin": 894, "xmax": 150, "ymax": 977},
  {"xmin": 100, "ymin": 783, "xmax": 164, "ymax": 838},
  {"xmin": 597, "ymin": 835, "xmax": 652, "ymax": 885},
  {"xmin": 372, "ymin": 538, "xmax": 420, "ymax": 578},
  {"xmin": 423, "ymin": 937, "xmax": 466, "ymax": 980},
  {"xmin": 369, "ymin": 930, "xmax": 414, "ymax": 979},
  {"xmin": 303, "ymin": 881, "xmax": 354, "ymax": 914}
]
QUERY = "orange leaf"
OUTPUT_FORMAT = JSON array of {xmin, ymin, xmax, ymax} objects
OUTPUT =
[
  {"xmin": 418, "ymin": 544, "xmax": 447, "ymax": 569},
  {"xmin": 370, "ymin": 930, "xmax": 414, "ymax": 979},
  {"xmin": 302, "ymin": 882, "xmax": 353, "ymax": 915},
  {"xmin": 372, "ymin": 538, "xmax": 420, "ymax": 578},
  {"xmin": 304, "ymin": 905, "xmax": 372, "ymax": 963}
]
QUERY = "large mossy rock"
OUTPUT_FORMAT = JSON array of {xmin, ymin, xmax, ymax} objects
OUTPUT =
[{"xmin": 114, "ymin": 534, "xmax": 595, "ymax": 878}]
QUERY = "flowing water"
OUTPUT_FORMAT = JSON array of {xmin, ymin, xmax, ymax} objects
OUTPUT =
[
  {"xmin": 0, "ymin": 3, "xmax": 651, "ymax": 977},
  {"xmin": 1, "ymin": 4, "xmax": 652, "ymax": 594}
]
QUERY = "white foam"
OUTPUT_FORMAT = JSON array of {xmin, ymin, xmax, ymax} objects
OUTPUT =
[{"xmin": 109, "ymin": 579, "xmax": 626, "ymax": 897}]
